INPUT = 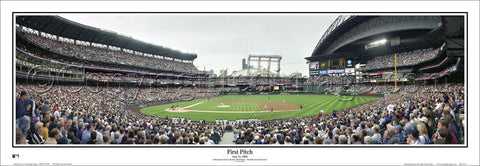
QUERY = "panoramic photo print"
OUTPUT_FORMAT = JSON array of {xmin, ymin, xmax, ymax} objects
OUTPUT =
[{"xmin": 14, "ymin": 14, "xmax": 465, "ymax": 146}]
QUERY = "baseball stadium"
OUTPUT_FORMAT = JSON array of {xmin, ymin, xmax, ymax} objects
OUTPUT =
[{"xmin": 14, "ymin": 15, "xmax": 465, "ymax": 145}]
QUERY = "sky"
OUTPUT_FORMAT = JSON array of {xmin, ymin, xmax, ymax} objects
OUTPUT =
[{"xmin": 60, "ymin": 14, "xmax": 338, "ymax": 76}]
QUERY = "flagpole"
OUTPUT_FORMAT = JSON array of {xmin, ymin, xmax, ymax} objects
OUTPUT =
[{"xmin": 394, "ymin": 53, "xmax": 397, "ymax": 92}]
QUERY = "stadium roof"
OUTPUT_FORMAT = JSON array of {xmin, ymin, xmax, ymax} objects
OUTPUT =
[
  {"xmin": 15, "ymin": 16, "xmax": 197, "ymax": 61},
  {"xmin": 310, "ymin": 16, "xmax": 372, "ymax": 57},
  {"xmin": 307, "ymin": 16, "xmax": 445, "ymax": 63}
]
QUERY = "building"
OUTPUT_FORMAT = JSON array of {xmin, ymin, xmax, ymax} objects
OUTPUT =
[
  {"xmin": 208, "ymin": 69, "xmax": 216, "ymax": 77},
  {"xmin": 242, "ymin": 58, "xmax": 247, "ymax": 69},
  {"xmin": 219, "ymin": 69, "xmax": 228, "ymax": 77}
]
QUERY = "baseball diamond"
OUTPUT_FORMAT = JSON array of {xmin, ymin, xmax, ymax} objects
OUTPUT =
[{"xmin": 140, "ymin": 95, "xmax": 380, "ymax": 121}]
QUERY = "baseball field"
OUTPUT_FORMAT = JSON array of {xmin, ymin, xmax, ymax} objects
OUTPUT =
[{"xmin": 140, "ymin": 94, "xmax": 380, "ymax": 121}]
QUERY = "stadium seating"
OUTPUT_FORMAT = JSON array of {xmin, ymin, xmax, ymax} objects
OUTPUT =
[
  {"xmin": 364, "ymin": 48, "xmax": 441, "ymax": 71},
  {"xmin": 306, "ymin": 75, "xmax": 355, "ymax": 85},
  {"xmin": 15, "ymin": 82, "xmax": 464, "ymax": 145},
  {"xmin": 20, "ymin": 32, "xmax": 197, "ymax": 74}
]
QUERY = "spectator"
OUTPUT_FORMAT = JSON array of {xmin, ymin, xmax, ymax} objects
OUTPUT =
[
  {"xmin": 87, "ymin": 132, "xmax": 97, "ymax": 144},
  {"xmin": 444, "ymin": 114, "xmax": 459, "ymax": 141},
  {"xmin": 371, "ymin": 125, "xmax": 382, "ymax": 144},
  {"xmin": 16, "ymin": 91, "xmax": 31, "ymax": 135},
  {"xmin": 16, "ymin": 132, "xmax": 27, "ymax": 144},
  {"xmin": 40, "ymin": 120, "xmax": 49, "ymax": 141},
  {"xmin": 363, "ymin": 136, "xmax": 373, "ymax": 144},
  {"xmin": 434, "ymin": 119, "xmax": 458, "ymax": 144},
  {"xmin": 76, "ymin": 122, "xmax": 85, "ymax": 141},
  {"xmin": 435, "ymin": 128, "xmax": 452, "ymax": 144},
  {"xmin": 103, "ymin": 132, "xmax": 111, "ymax": 144},
  {"xmin": 382, "ymin": 127, "xmax": 401, "ymax": 144},
  {"xmin": 417, "ymin": 123, "xmax": 431, "ymax": 144},
  {"xmin": 394, "ymin": 125, "xmax": 405, "ymax": 143},
  {"xmin": 82, "ymin": 124, "xmax": 94, "ymax": 143},
  {"xmin": 113, "ymin": 132, "xmax": 121, "ymax": 144},
  {"xmin": 350, "ymin": 134, "xmax": 362, "ymax": 144},
  {"xmin": 338, "ymin": 135, "xmax": 348, "ymax": 144},
  {"xmin": 406, "ymin": 127, "xmax": 419, "ymax": 144},
  {"xmin": 68, "ymin": 130, "xmax": 82, "ymax": 144},
  {"xmin": 95, "ymin": 125, "xmax": 104, "ymax": 144},
  {"xmin": 27, "ymin": 122, "xmax": 45, "ymax": 144},
  {"xmin": 323, "ymin": 131, "xmax": 334, "ymax": 144},
  {"xmin": 45, "ymin": 128, "xmax": 59, "ymax": 144}
]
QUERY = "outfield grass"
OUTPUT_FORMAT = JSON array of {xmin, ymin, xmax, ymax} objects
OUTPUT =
[
  {"xmin": 140, "ymin": 94, "xmax": 380, "ymax": 121},
  {"xmin": 189, "ymin": 102, "xmax": 262, "ymax": 112}
]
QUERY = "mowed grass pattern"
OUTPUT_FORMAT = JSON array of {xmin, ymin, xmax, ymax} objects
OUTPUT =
[
  {"xmin": 190, "ymin": 102, "xmax": 262, "ymax": 112},
  {"xmin": 141, "ymin": 95, "xmax": 380, "ymax": 121}
]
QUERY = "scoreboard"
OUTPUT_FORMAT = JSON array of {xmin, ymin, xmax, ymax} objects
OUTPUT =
[
  {"xmin": 309, "ymin": 58, "xmax": 354, "ymax": 76},
  {"xmin": 327, "ymin": 59, "xmax": 345, "ymax": 69},
  {"xmin": 309, "ymin": 58, "xmax": 345, "ymax": 70}
]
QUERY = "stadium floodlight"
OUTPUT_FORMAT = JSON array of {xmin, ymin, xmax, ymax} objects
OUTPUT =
[
  {"xmin": 365, "ymin": 38, "xmax": 387, "ymax": 49},
  {"xmin": 375, "ymin": 38, "xmax": 387, "ymax": 44}
]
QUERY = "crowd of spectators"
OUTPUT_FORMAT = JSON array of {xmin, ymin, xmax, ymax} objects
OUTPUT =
[
  {"xmin": 346, "ymin": 85, "xmax": 373, "ymax": 93},
  {"xmin": 15, "ymin": 83, "xmax": 232, "ymax": 145},
  {"xmin": 85, "ymin": 72, "xmax": 197, "ymax": 85},
  {"xmin": 18, "ymin": 37, "xmax": 302, "ymax": 88},
  {"xmin": 402, "ymin": 85, "xmax": 419, "ymax": 93},
  {"xmin": 416, "ymin": 73, "xmax": 441, "ymax": 80},
  {"xmin": 22, "ymin": 32, "xmax": 197, "ymax": 74},
  {"xmin": 370, "ymin": 85, "xmax": 396, "ymax": 93},
  {"xmin": 365, "ymin": 48, "xmax": 441, "ymax": 71},
  {"xmin": 324, "ymin": 85, "xmax": 345, "ymax": 93},
  {"xmin": 346, "ymin": 84, "xmax": 419, "ymax": 93},
  {"xmin": 15, "ymin": 82, "xmax": 464, "ymax": 145},
  {"xmin": 230, "ymin": 83, "xmax": 464, "ymax": 145},
  {"xmin": 308, "ymin": 83, "xmax": 419, "ymax": 94},
  {"xmin": 306, "ymin": 75, "xmax": 356, "ymax": 85}
]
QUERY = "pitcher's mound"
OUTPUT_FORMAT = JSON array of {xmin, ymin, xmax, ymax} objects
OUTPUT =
[{"xmin": 217, "ymin": 105, "xmax": 231, "ymax": 108}]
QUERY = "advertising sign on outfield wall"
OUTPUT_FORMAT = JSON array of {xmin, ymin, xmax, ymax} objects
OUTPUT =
[
  {"xmin": 345, "ymin": 68, "xmax": 355, "ymax": 73},
  {"xmin": 319, "ymin": 70, "xmax": 328, "ymax": 75},
  {"xmin": 327, "ymin": 69, "xmax": 345, "ymax": 74}
]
